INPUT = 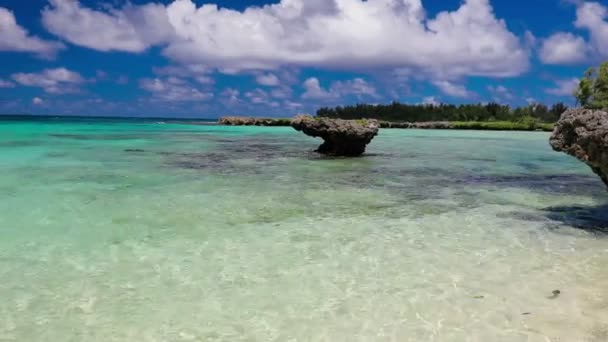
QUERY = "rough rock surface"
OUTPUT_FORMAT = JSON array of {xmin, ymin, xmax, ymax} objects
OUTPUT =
[
  {"xmin": 379, "ymin": 121, "xmax": 455, "ymax": 129},
  {"xmin": 291, "ymin": 115, "xmax": 379, "ymax": 156},
  {"xmin": 218, "ymin": 117, "xmax": 292, "ymax": 126},
  {"xmin": 550, "ymin": 108, "xmax": 608, "ymax": 187},
  {"xmin": 412, "ymin": 121, "xmax": 454, "ymax": 129}
]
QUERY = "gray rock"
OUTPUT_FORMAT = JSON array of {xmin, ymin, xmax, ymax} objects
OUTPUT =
[
  {"xmin": 291, "ymin": 115, "xmax": 379, "ymax": 156},
  {"xmin": 218, "ymin": 117, "xmax": 292, "ymax": 126},
  {"xmin": 380, "ymin": 121, "xmax": 412, "ymax": 129},
  {"xmin": 413, "ymin": 121, "xmax": 454, "ymax": 129},
  {"xmin": 550, "ymin": 108, "xmax": 608, "ymax": 187}
]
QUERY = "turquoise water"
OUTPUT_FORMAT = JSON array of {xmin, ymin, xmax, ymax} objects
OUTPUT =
[{"xmin": 0, "ymin": 119, "xmax": 607, "ymax": 341}]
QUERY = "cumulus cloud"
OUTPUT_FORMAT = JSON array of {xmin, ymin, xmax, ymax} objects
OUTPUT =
[
  {"xmin": 139, "ymin": 77, "xmax": 213, "ymax": 101},
  {"xmin": 220, "ymin": 88, "xmax": 242, "ymax": 107},
  {"xmin": 245, "ymin": 88, "xmax": 279, "ymax": 107},
  {"xmin": 302, "ymin": 78, "xmax": 336, "ymax": 100},
  {"xmin": 539, "ymin": 1, "xmax": 608, "ymax": 64},
  {"xmin": 302, "ymin": 77, "xmax": 378, "ymax": 100},
  {"xmin": 575, "ymin": 2, "xmax": 608, "ymax": 58},
  {"xmin": 332, "ymin": 78, "xmax": 379, "ymax": 98},
  {"xmin": 545, "ymin": 78, "xmax": 579, "ymax": 96},
  {"xmin": 12, "ymin": 68, "xmax": 84, "ymax": 94},
  {"xmin": 40, "ymin": 0, "xmax": 529, "ymax": 77},
  {"xmin": 42, "ymin": 0, "xmax": 173, "ymax": 52},
  {"xmin": 151, "ymin": 64, "xmax": 214, "ymax": 85},
  {"xmin": 538, "ymin": 33, "xmax": 588, "ymax": 64},
  {"xmin": 0, "ymin": 7, "xmax": 63, "ymax": 57},
  {"xmin": 32, "ymin": 97, "xmax": 44, "ymax": 105},
  {"xmin": 194, "ymin": 75, "xmax": 215, "ymax": 85},
  {"xmin": 270, "ymin": 87, "xmax": 293, "ymax": 99},
  {"xmin": 487, "ymin": 85, "xmax": 514, "ymax": 102},
  {"xmin": 256, "ymin": 73, "xmax": 280, "ymax": 87},
  {"xmin": 433, "ymin": 80, "xmax": 476, "ymax": 98}
]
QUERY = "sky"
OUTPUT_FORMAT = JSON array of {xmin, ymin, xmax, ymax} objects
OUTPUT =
[{"xmin": 0, "ymin": 0, "xmax": 607, "ymax": 118}]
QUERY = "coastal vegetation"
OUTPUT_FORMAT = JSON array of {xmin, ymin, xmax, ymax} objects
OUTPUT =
[
  {"xmin": 317, "ymin": 102, "xmax": 568, "ymax": 124},
  {"xmin": 218, "ymin": 116, "xmax": 555, "ymax": 132},
  {"xmin": 573, "ymin": 61, "xmax": 608, "ymax": 110}
]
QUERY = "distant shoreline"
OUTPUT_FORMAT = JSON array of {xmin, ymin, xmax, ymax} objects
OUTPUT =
[
  {"xmin": 0, "ymin": 114, "xmax": 554, "ymax": 132},
  {"xmin": 217, "ymin": 117, "xmax": 555, "ymax": 132}
]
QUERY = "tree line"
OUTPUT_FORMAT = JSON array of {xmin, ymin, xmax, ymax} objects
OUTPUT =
[
  {"xmin": 318, "ymin": 60, "xmax": 608, "ymax": 123},
  {"xmin": 317, "ymin": 102, "xmax": 568, "ymax": 123}
]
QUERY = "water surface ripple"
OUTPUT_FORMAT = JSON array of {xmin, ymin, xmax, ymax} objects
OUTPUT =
[{"xmin": 0, "ymin": 121, "xmax": 607, "ymax": 341}]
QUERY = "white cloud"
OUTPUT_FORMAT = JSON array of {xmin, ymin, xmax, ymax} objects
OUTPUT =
[
  {"xmin": 139, "ymin": 77, "xmax": 213, "ymax": 101},
  {"xmin": 284, "ymin": 100, "xmax": 303, "ymax": 109},
  {"xmin": 422, "ymin": 96, "xmax": 440, "ymax": 106},
  {"xmin": 194, "ymin": 75, "xmax": 215, "ymax": 85},
  {"xmin": 302, "ymin": 78, "xmax": 336, "ymax": 100},
  {"xmin": 40, "ymin": 0, "xmax": 529, "ymax": 77},
  {"xmin": 0, "ymin": 79, "xmax": 15, "ymax": 88},
  {"xmin": 575, "ymin": 2, "xmax": 608, "ymax": 58},
  {"xmin": 12, "ymin": 68, "xmax": 84, "ymax": 94},
  {"xmin": 487, "ymin": 85, "xmax": 514, "ymax": 102},
  {"xmin": 539, "ymin": 1, "xmax": 608, "ymax": 64},
  {"xmin": 0, "ymin": 7, "xmax": 63, "ymax": 57},
  {"xmin": 256, "ymin": 73, "xmax": 280, "ymax": 86},
  {"xmin": 42, "ymin": 0, "xmax": 173, "ymax": 52},
  {"xmin": 220, "ymin": 87, "xmax": 242, "ymax": 107},
  {"xmin": 331, "ymin": 78, "xmax": 379, "ymax": 98},
  {"xmin": 270, "ymin": 87, "xmax": 293, "ymax": 99},
  {"xmin": 32, "ymin": 97, "xmax": 44, "ymax": 105},
  {"xmin": 244, "ymin": 88, "xmax": 280, "ymax": 107},
  {"xmin": 433, "ymin": 80, "xmax": 476, "ymax": 98},
  {"xmin": 539, "ymin": 32, "xmax": 588, "ymax": 64},
  {"xmin": 302, "ymin": 77, "xmax": 378, "ymax": 100},
  {"xmin": 151, "ymin": 65, "xmax": 214, "ymax": 85},
  {"xmin": 545, "ymin": 78, "xmax": 579, "ymax": 96}
]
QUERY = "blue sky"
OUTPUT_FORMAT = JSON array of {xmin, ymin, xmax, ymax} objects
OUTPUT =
[{"xmin": 0, "ymin": 0, "xmax": 607, "ymax": 118}]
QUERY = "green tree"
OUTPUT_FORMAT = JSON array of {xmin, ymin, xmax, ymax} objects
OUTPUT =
[
  {"xmin": 549, "ymin": 102, "xmax": 568, "ymax": 121},
  {"xmin": 591, "ymin": 61, "xmax": 608, "ymax": 109},
  {"xmin": 574, "ymin": 67, "xmax": 596, "ymax": 107}
]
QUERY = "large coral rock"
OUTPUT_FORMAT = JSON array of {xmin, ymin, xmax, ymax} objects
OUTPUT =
[
  {"xmin": 550, "ymin": 108, "xmax": 608, "ymax": 187},
  {"xmin": 291, "ymin": 115, "xmax": 380, "ymax": 156}
]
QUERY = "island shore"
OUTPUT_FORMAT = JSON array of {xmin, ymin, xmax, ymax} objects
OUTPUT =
[{"xmin": 218, "ymin": 116, "xmax": 554, "ymax": 132}]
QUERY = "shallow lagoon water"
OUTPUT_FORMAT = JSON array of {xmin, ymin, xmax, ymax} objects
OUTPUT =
[{"xmin": 0, "ymin": 119, "xmax": 607, "ymax": 341}]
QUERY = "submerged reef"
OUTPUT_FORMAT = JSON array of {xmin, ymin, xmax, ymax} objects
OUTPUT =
[
  {"xmin": 291, "ymin": 115, "xmax": 379, "ymax": 156},
  {"xmin": 550, "ymin": 108, "xmax": 608, "ymax": 187}
]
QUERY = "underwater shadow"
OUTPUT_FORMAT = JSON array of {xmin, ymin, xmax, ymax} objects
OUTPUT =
[{"xmin": 543, "ymin": 204, "xmax": 608, "ymax": 235}]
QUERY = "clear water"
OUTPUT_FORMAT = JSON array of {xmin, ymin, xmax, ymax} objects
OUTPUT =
[{"xmin": 0, "ymin": 119, "xmax": 607, "ymax": 341}]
